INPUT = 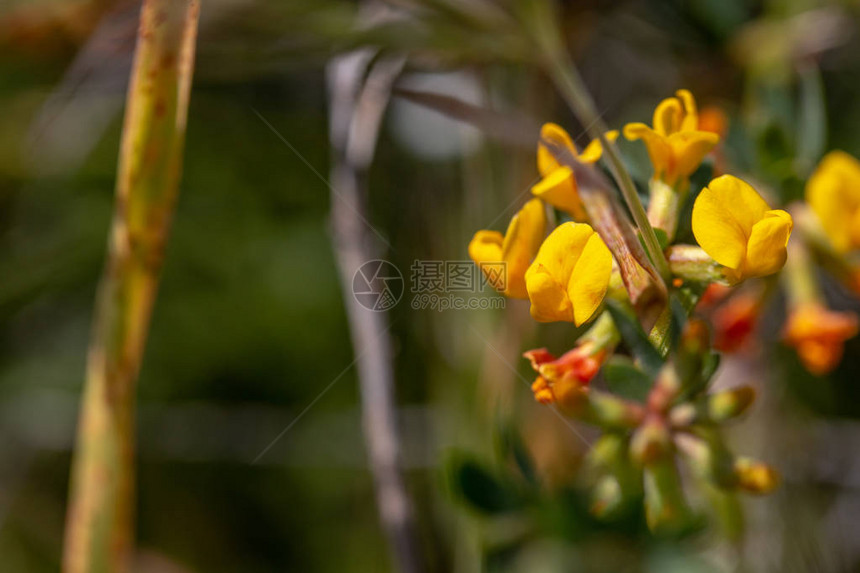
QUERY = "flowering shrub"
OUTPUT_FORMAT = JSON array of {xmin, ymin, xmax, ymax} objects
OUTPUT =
[{"xmin": 467, "ymin": 89, "xmax": 860, "ymax": 532}]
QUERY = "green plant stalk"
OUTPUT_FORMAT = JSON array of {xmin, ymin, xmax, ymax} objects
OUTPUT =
[
  {"xmin": 643, "ymin": 459, "xmax": 692, "ymax": 533},
  {"xmin": 703, "ymin": 483, "xmax": 745, "ymax": 542},
  {"xmin": 579, "ymin": 310, "xmax": 620, "ymax": 351},
  {"xmin": 665, "ymin": 245, "xmax": 725, "ymax": 283},
  {"xmin": 524, "ymin": 5, "xmax": 670, "ymax": 281},
  {"xmin": 647, "ymin": 178, "xmax": 682, "ymax": 242},
  {"xmin": 783, "ymin": 234, "xmax": 822, "ymax": 311},
  {"xmin": 62, "ymin": 2, "xmax": 199, "ymax": 572},
  {"xmin": 583, "ymin": 390, "xmax": 644, "ymax": 430},
  {"xmin": 674, "ymin": 431, "xmax": 737, "ymax": 489}
]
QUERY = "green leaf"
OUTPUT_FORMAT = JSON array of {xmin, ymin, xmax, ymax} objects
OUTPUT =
[
  {"xmin": 667, "ymin": 295, "xmax": 689, "ymax": 348},
  {"xmin": 447, "ymin": 456, "xmax": 525, "ymax": 514},
  {"xmin": 606, "ymin": 299, "xmax": 664, "ymax": 377},
  {"xmin": 638, "ymin": 228, "xmax": 670, "ymax": 254},
  {"xmin": 496, "ymin": 420, "xmax": 538, "ymax": 487},
  {"xmin": 603, "ymin": 356, "xmax": 652, "ymax": 402},
  {"xmin": 701, "ymin": 351, "xmax": 721, "ymax": 384},
  {"xmin": 654, "ymin": 228, "xmax": 670, "ymax": 251}
]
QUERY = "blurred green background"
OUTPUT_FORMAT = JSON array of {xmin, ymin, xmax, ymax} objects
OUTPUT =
[{"xmin": 2, "ymin": 0, "xmax": 860, "ymax": 571}]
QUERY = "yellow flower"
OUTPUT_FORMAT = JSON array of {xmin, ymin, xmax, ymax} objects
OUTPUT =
[
  {"xmin": 783, "ymin": 303, "xmax": 859, "ymax": 375},
  {"xmin": 806, "ymin": 150, "xmax": 860, "ymax": 253},
  {"xmin": 524, "ymin": 222, "xmax": 612, "ymax": 325},
  {"xmin": 623, "ymin": 89, "xmax": 719, "ymax": 186},
  {"xmin": 532, "ymin": 123, "xmax": 619, "ymax": 220},
  {"xmin": 468, "ymin": 198, "xmax": 546, "ymax": 299},
  {"xmin": 692, "ymin": 175, "xmax": 793, "ymax": 282}
]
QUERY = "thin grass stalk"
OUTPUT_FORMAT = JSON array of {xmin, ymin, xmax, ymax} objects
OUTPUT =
[
  {"xmin": 519, "ymin": 1, "xmax": 671, "ymax": 282},
  {"xmin": 62, "ymin": 2, "xmax": 199, "ymax": 571},
  {"xmin": 542, "ymin": 57, "xmax": 671, "ymax": 282}
]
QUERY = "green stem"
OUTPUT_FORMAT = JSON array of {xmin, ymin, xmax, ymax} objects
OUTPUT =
[
  {"xmin": 647, "ymin": 178, "xmax": 683, "ymax": 242},
  {"xmin": 580, "ymin": 310, "xmax": 621, "ymax": 350},
  {"xmin": 783, "ymin": 235, "xmax": 822, "ymax": 310},
  {"xmin": 643, "ymin": 459, "xmax": 692, "ymax": 533},
  {"xmin": 665, "ymin": 245, "xmax": 725, "ymax": 283},
  {"xmin": 536, "ymin": 42, "xmax": 671, "ymax": 281},
  {"xmin": 62, "ymin": 2, "xmax": 199, "ymax": 572}
]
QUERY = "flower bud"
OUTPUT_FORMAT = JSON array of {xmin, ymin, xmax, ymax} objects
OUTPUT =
[
  {"xmin": 707, "ymin": 386, "xmax": 756, "ymax": 422},
  {"xmin": 734, "ymin": 457, "xmax": 779, "ymax": 494},
  {"xmin": 630, "ymin": 417, "xmax": 672, "ymax": 465}
]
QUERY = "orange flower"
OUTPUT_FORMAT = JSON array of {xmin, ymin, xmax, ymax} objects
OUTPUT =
[
  {"xmin": 783, "ymin": 304, "xmax": 859, "ymax": 375},
  {"xmin": 524, "ymin": 344, "xmax": 606, "ymax": 409},
  {"xmin": 698, "ymin": 105, "xmax": 728, "ymax": 175},
  {"xmin": 711, "ymin": 293, "xmax": 761, "ymax": 353},
  {"xmin": 698, "ymin": 105, "xmax": 728, "ymax": 139},
  {"xmin": 697, "ymin": 283, "xmax": 732, "ymax": 311}
]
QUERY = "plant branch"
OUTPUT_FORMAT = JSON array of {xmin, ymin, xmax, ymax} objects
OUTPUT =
[
  {"xmin": 62, "ymin": 2, "xmax": 199, "ymax": 572},
  {"xmin": 327, "ymin": 47, "xmax": 423, "ymax": 573},
  {"xmin": 520, "ymin": 0, "xmax": 671, "ymax": 281}
]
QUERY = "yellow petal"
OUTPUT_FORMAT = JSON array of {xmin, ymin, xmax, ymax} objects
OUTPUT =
[
  {"xmin": 531, "ymin": 167, "xmax": 587, "ymax": 220},
  {"xmin": 653, "ymin": 96, "xmax": 682, "ymax": 136},
  {"xmin": 525, "ymin": 264, "xmax": 574, "ymax": 322},
  {"xmin": 568, "ymin": 233, "xmax": 612, "ymax": 325},
  {"xmin": 502, "ymin": 198, "xmax": 547, "ymax": 298},
  {"xmin": 806, "ymin": 150, "xmax": 860, "ymax": 253},
  {"xmin": 667, "ymin": 130, "xmax": 719, "ymax": 182},
  {"xmin": 742, "ymin": 209, "xmax": 793, "ymax": 278},
  {"xmin": 469, "ymin": 230, "xmax": 505, "ymax": 292},
  {"xmin": 692, "ymin": 175, "xmax": 770, "ymax": 270},
  {"xmin": 537, "ymin": 123, "xmax": 576, "ymax": 176},
  {"xmin": 577, "ymin": 130, "xmax": 620, "ymax": 164},
  {"xmin": 525, "ymin": 222, "xmax": 609, "ymax": 323},
  {"xmin": 468, "ymin": 230, "xmax": 503, "ymax": 264},
  {"xmin": 624, "ymin": 123, "xmax": 672, "ymax": 180},
  {"xmin": 530, "ymin": 222, "xmax": 593, "ymax": 283},
  {"xmin": 675, "ymin": 89, "xmax": 699, "ymax": 132}
]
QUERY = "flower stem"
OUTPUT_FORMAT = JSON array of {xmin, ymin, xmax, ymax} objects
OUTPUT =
[
  {"xmin": 782, "ymin": 234, "xmax": 822, "ymax": 310},
  {"xmin": 665, "ymin": 245, "xmax": 725, "ymax": 283},
  {"xmin": 647, "ymin": 178, "xmax": 682, "ymax": 242},
  {"xmin": 62, "ymin": 2, "xmax": 199, "ymax": 572},
  {"xmin": 528, "ymin": 13, "xmax": 670, "ymax": 281}
]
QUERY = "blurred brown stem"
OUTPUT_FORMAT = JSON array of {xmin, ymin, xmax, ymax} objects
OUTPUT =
[
  {"xmin": 62, "ymin": 1, "xmax": 199, "ymax": 572},
  {"xmin": 327, "ymin": 49, "xmax": 423, "ymax": 573}
]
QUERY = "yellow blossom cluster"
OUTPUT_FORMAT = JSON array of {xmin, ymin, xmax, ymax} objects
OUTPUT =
[
  {"xmin": 469, "ymin": 125, "xmax": 615, "ymax": 327},
  {"xmin": 469, "ymin": 90, "xmax": 793, "ymax": 336}
]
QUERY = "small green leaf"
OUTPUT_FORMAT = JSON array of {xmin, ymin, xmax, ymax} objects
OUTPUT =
[
  {"xmin": 701, "ymin": 351, "xmax": 721, "ymax": 383},
  {"xmin": 638, "ymin": 228, "xmax": 670, "ymax": 254},
  {"xmin": 667, "ymin": 295, "xmax": 688, "ymax": 348},
  {"xmin": 606, "ymin": 299, "xmax": 664, "ymax": 377},
  {"xmin": 447, "ymin": 456, "xmax": 524, "ymax": 514},
  {"xmin": 603, "ymin": 356, "xmax": 652, "ymax": 402}
]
